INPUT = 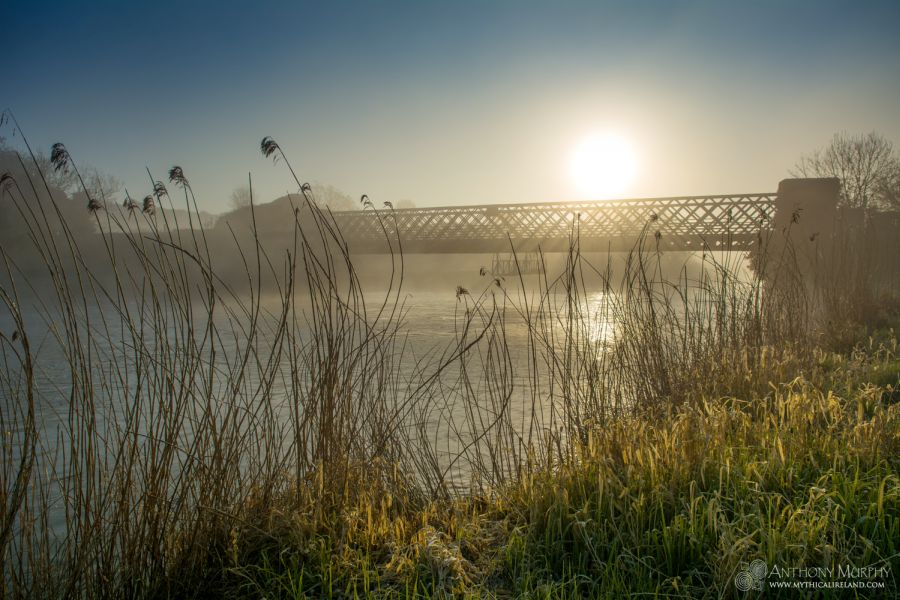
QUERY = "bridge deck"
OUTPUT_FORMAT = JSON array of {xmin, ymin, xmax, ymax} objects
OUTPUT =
[{"xmin": 329, "ymin": 193, "xmax": 776, "ymax": 253}]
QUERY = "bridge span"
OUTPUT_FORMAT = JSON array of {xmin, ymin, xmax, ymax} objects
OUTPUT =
[{"xmin": 330, "ymin": 192, "xmax": 777, "ymax": 253}]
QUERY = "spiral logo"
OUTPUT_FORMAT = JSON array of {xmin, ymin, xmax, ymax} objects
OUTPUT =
[
  {"xmin": 749, "ymin": 559, "xmax": 768, "ymax": 582},
  {"xmin": 735, "ymin": 570, "xmax": 754, "ymax": 592},
  {"xmin": 735, "ymin": 559, "xmax": 767, "ymax": 592}
]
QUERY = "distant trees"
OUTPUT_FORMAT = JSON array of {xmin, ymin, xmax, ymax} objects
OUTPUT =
[
  {"xmin": 0, "ymin": 143, "xmax": 105, "ymax": 238},
  {"xmin": 228, "ymin": 183, "xmax": 367, "ymax": 213},
  {"xmin": 17, "ymin": 147, "xmax": 122, "ymax": 205},
  {"xmin": 226, "ymin": 182, "xmax": 416, "ymax": 214},
  {"xmin": 302, "ymin": 184, "xmax": 416, "ymax": 212},
  {"xmin": 793, "ymin": 132, "xmax": 900, "ymax": 212},
  {"xmin": 310, "ymin": 183, "xmax": 354, "ymax": 212},
  {"xmin": 229, "ymin": 184, "xmax": 252, "ymax": 210}
]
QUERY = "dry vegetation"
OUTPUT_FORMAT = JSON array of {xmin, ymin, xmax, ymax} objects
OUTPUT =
[{"xmin": 1, "ymin": 126, "xmax": 898, "ymax": 598}]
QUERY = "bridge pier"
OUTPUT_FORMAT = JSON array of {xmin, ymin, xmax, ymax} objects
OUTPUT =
[
  {"xmin": 761, "ymin": 178, "xmax": 841, "ymax": 298},
  {"xmin": 772, "ymin": 177, "xmax": 841, "ymax": 251},
  {"xmin": 766, "ymin": 177, "xmax": 900, "ymax": 327}
]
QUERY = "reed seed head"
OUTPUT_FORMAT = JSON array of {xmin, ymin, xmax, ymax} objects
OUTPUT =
[
  {"xmin": 142, "ymin": 195, "xmax": 155, "ymax": 215},
  {"xmin": 168, "ymin": 166, "xmax": 188, "ymax": 188},
  {"xmin": 153, "ymin": 181, "xmax": 168, "ymax": 200},
  {"xmin": 50, "ymin": 143, "xmax": 71, "ymax": 173},
  {"xmin": 260, "ymin": 136, "xmax": 280, "ymax": 160}
]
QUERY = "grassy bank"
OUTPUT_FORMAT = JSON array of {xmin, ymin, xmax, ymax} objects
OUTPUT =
[
  {"xmin": 1, "ymin": 131, "xmax": 899, "ymax": 598},
  {"xmin": 193, "ymin": 346, "xmax": 900, "ymax": 599}
]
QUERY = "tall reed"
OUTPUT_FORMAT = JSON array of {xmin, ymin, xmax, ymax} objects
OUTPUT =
[{"xmin": 0, "ymin": 119, "xmax": 896, "ymax": 597}]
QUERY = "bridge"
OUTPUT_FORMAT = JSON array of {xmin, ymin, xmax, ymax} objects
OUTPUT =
[{"xmin": 331, "ymin": 192, "xmax": 777, "ymax": 253}]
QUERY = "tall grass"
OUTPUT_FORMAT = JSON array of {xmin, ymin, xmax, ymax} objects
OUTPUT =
[{"xmin": 1, "ymin": 121, "xmax": 898, "ymax": 597}]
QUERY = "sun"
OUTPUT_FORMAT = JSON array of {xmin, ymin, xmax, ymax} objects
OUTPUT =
[{"xmin": 569, "ymin": 132, "xmax": 638, "ymax": 199}]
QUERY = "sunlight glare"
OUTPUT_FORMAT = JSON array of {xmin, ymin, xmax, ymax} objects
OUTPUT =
[{"xmin": 569, "ymin": 132, "xmax": 638, "ymax": 199}]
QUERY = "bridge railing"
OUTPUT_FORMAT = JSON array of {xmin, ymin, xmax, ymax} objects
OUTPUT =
[{"xmin": 328, "ymin": 193, "xmax": 776, "ymax": 253}]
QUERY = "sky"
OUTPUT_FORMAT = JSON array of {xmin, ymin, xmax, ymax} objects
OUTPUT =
[{"xmin": 3, "ymin": 0, "xmax": 900, "ymax": 212}]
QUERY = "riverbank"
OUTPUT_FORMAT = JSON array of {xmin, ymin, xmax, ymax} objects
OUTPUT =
[
  {"xmin": 172, "ymin": 333, "xmax": 899, "ymax": 599},
  {"xmin": 3, "ymin": 157, "xmax": 899, "ymax": 598}
]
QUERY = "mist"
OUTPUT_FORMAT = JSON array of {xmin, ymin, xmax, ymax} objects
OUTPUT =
[{"xmin": 3, "ymin": 2, "xmax": 900, "ymax": 597}]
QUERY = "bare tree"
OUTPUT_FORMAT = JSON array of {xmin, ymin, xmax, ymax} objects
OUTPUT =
[
  {"xmin": 875, "ymin": 160, "xmax": 900, "ymax": 210},
  {"xmin": 310, "ymin": 183, "xmax": 354, "ymax": 212},
  {"xmin": 82, "ymin": 167, "xmax": 122, "ymax": 204},
  {"xmin": 28, "ymin": 150, "xmax": 78, "ymax": 193},
  {"xmin": 225, "ymin": 182, "xmax": 355, "ymax": 217},
  {"xmin": 229, "ymin": 184, "xmax": 252, "ymax": 210},
  {"xmin": 0, "ymin": 144, "xmax": 100, "ymax": 236},
  {"xmin": 793, "ymin": 132, "xmax": 900, "ymax": 212}
]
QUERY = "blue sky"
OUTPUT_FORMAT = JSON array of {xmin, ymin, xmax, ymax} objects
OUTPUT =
[{"xmin": 4, "ymin": 1, "xmax": 900, "ymax": 211}]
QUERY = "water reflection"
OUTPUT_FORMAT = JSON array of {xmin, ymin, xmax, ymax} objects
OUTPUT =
[{"xmin": 1, "ymin": 284, "xmax": 618, "ymax": 539}]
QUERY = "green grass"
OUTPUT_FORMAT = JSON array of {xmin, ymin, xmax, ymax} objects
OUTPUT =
[
  {"xmin": 3, "ymin": 125, "xmax": 900, "ymax": 598},
  {"xmin": 212, "ymin": 361, "xmax": 900, "ymax": 599}
]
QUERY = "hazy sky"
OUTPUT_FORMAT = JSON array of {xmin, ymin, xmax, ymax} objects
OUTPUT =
[{"xmin": 4, "ymin": 1, "xmax": 900, "ymax": 212}]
